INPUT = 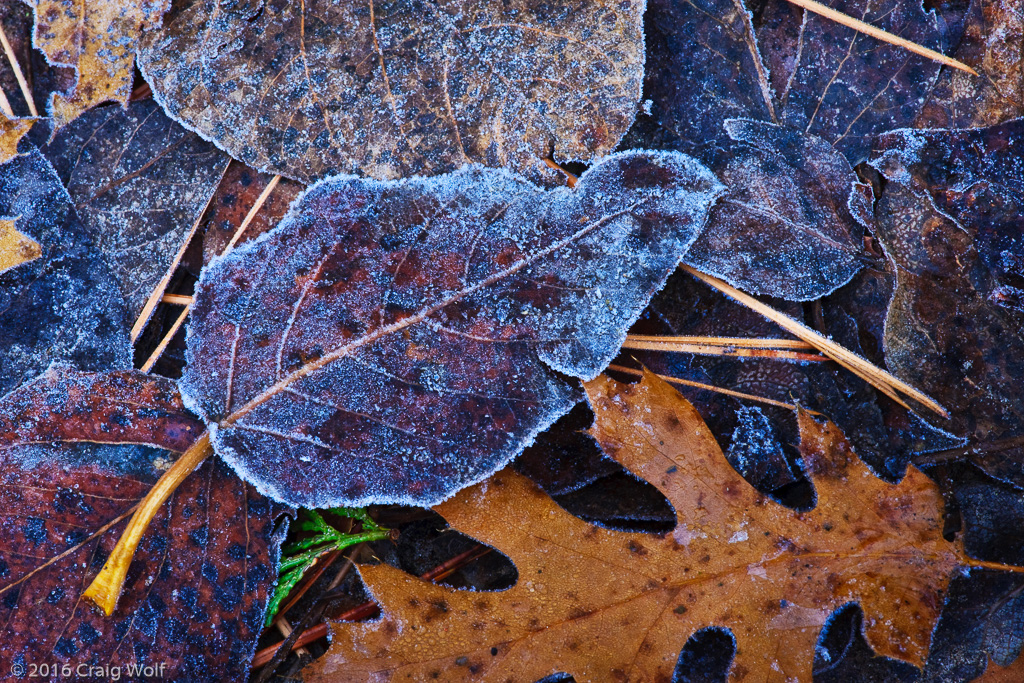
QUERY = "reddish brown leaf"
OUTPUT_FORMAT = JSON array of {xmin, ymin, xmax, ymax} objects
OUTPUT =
[
  {"xmin": 137, "ymin": 0, "xmax": 645, "ymax": 184},
  {"xmin": 308, "ymin": 371, "xmax": 966, "ymax": 682},
  {"xmin": 0, "ymin": 367, "xmax": 203, "ymax": 453},
  {"xmin": 870, "ymin": 120, "xmax": 1024, "ymax": 485},
  {"xmin": 180, "ymin": 152, "xmax": 724, "ymax": 508}
]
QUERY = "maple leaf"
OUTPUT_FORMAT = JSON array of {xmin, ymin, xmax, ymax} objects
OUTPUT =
[
  {"xmin": 870, "ymin": 120, "xmax": 1024, "ymax": 487},
  {"xmin": 137, "ymin": 0, "xmax": 645, "ymax": 184},
  {"xmin": 307, "ymin": 370, "xmax": 981, "ymax": 682},
  {"xmin": 36, "ymin": 100, "xmax": 230, "ymax": 327},
  {"xmin": 180, "ymin": 151, "xmax": 723, "ymax": 508},
  {"xmin": 0, "ymin": 368, "xmax": 287, "ymax": 682},
  {"xmin": 0, "ymin": 148, "xmax": 131, "ymax": 397},
  {"xmin": 22, "ymin": 0, "xmax": 170, "ymax": 128}
]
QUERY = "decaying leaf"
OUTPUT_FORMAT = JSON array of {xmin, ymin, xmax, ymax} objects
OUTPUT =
[
  {"xmin": 0, "ymin": 114, "xmax": 33, "ymax": 164},
  {"xmin": 180, "ymin": 151, "xmax": 724, "ymax": 508},
  {"xmin": 0, "ymin": 216, "xmax": 41, "ymax": 275},
  {"xmin": 643, "ymin": 0, "xmax": 953, "ymax": 165},
  {"xmin": 915, "ymin": 0, "xmax": 1024, "ymax": 128},
  {"xmin": 0, "ymin": 367, "xmax": 288, "ymax": 682},
  {"xmin": 0, "ymin": 148, "xmax": 130, "ymax": 397},
  {"xmin": 309, "ymin": 371, "xmax": 967, "ymax": 681},
  {"xmin": 138, "ymin": 0, "xmax": 645, "ymax": 184},
  {"xmin": 37, "ymin": 99, "xmax": 229, "ymax": 323},
  {"xmin": 682, "ymin": 120, "xmax": 873, "ymax": 300},
  {"xmin": 870, "ymin": 120, "xmax": 1024, "ymax": 485},
  {"xmin": 23, "ymin": 0, "xmax": 170, "ymax": 128}
]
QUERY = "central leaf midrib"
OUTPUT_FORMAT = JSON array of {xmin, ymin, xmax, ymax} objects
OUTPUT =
[{"xmin": 219, "ymin": 202, "xmax": 640, "ymax": 428}]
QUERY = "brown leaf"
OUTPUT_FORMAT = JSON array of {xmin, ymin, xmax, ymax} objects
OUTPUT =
[
  {"xmin": 0, "ymin": 114, "xmax": 33, "ymax": 165},
  {"xmin": 0, "ymin": 148, "xmax": 131, "ymax": 397},
  {"xmin": 0, "ymin": 367, "xmax": 204, "ymax": 454},
  {"xmin": 35, "ymin": 99, "xmax": 229, "ymax": 324},
  {"xmin": 915, "ymin": 0, "xmax": 1024, "ymax": 128},
  {"xmin": 138, "ymin": 0, "xmax": 644, "ymax": 184},
  {"xmin": 180, "ymin": 152, "xmax": 723, "ymax": 508},
  {"xmin": 870, "ymin": 120, "xmax": 1024, "ymax": 485},
  {"xmin": 308, "ymin": 370, "xmax": 965, "ymax": 682},
  {"xmin": 0, "ymin": 216, "xmax": 40, "ymax": 275},
  {"xmin": 23, "ymin": 0, "xmax": 169, "ymax": 127},
  {"xmin": 682, "ymin": 120, "xmax": 874, "ymax": 300}
]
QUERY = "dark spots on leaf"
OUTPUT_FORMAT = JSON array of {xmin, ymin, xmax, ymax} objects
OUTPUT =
[{"xmin": 23, "ymin": 518, "xmax": 46, "ymax": 545}]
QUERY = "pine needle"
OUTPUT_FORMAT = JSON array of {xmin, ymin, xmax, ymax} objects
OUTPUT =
[
  {"xmin": 160, "ymin": 293, "xmax": 194, "ymax": 305},
  {"xmin": 225, "ymin": 174, "xmax": 281, "ymax": 253},
  {"xmin": 0, "ymin": 24, "xmax": 38, "ymax": 116},
  {"xmin": 0, "ymin": 86, "xmax": 14, "ymax": 119},
  {"xmin": 784, "ymin": 0, "xmax": 977, "ymax": 74},
  {"xmin": 140, "ymin": 304, "xmax": 190, "ymax": 373},
  {"xmin": 626, "ymin": 335, "xmax": 815, "ymax": 350},
  {"xmin": 606, "ymin": 363, "xmax": 820, "ymax": 414},
  {"xmin": 681, "ymin": 265, "xmax": 948, "ymax": 418},
  {"xmin": 621, "ymin": 336, "xmax": 828, "ymax": 361}
]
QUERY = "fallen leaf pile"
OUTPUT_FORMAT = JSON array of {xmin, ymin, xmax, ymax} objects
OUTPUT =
[{"xmin": 1, "ymin": 0, "xmax": 1023, "ymax": 679}]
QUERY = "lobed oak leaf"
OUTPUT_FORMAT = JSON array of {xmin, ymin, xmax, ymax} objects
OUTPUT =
[
  {"xmin": 870, "ymin": 120, "xmax": 1024, "ymax": 487},
  {"xmin": 179, "ymin": 151, "xmax": 724, "ymax": 508},
  {"xmin": 0, "ymin": 114, "xmax": 33, "ymax": 165},
  {"xmin": 0, "ymin": 148, "xmax": 131, "ymax": 397},
  {"xmin": 137, "ymin": 0, "xmax": 645, "ymax": 185},
  {"xmin": 0, "ymin": 366, "xmax": 288, "ymax": 682},
  {"xmin": 308, "ymin": 370, "xmax": 970, "ymax": 681},
  {"xmin": 22, "ymin": 0, "xmax": 170, "ymax": 128}
]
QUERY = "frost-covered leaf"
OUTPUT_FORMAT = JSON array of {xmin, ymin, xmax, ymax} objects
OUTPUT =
[
  {"xmin": 0, "ymin": 114, "xmax": 33, "ymax": 165},
  {"xmin": 915, "ymin": 0, "xmax": 1024, "ymax": 129},
  {"xmin": 643, "ymin": 0, "xmax": 953, "ymax": 166},
  {"xmin": 682, "ymin": 120, "xmax": 873, "ymax": 300},
  {"xmin": 36, "ymin": 100, "xmax": 230, "ymax": 324},
  {"xmin": 22, "ymin": 0, "xmax": 170, "ymax": 127},
  {"xmin": 0, "ymin": 368, "xmax": 287, "ymax": 682},
  {"xmin": 181, "ymin": 151, "xmax": 724, "ymax": 508},
  {"xmin": 0, "ymin": 148, "xmax": 130, "ymax": 398},
  {"xmin": 0, "ymin": 367, "xmax": 204, "ymax": 454},
  {"xmin": 871, "ymin": 120, "xmax": 1024, "ymax": 486},
  {"xmin": 308, "ymin": 371, "xmax": 965, "ymax": 682},
  {"xmin": 138, "ymin": 0, "xmax": 645, "ymax": 184}
]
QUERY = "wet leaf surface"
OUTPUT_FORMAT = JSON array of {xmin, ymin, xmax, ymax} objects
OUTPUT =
[
  {"xmin": 871, "ymin": 120, "xmax": 1024, "ymax": 486},
  {"xmin": 309, "ymin": 371, "xmax": 966, "ymax": 681},
  {"xmin": 21, "ymin": 0, "xmax": 170, "ymax": 127},
  {"xmin": 0, "ymin": 148, "xmax": 130, "ymax": 398},
  {"xmin": 34, "ymin": 100, "xmax": 229, "ymax": 324},
  {"xmin": 139, "ymin": 0, "xmax": 645, "ymax": 185},
  {"xmin": 181, "ymin": 152, "xmax": 723, "ymax": 508}
]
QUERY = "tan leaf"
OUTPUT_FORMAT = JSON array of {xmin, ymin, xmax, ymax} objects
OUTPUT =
[
  {"xmin": 0, "ymin": 114, "xmax": 32, "ymax": 164},
  {"xmin": 308, "ymin": 370, "xmax": 978, "ymax": 682},
  {"xmin": 0, "ymin": 216, "xmax": 40, "ymax": 275},
  {"xmin": 24, "ymin": 0, "xmax": 169, "ymax": 127}
]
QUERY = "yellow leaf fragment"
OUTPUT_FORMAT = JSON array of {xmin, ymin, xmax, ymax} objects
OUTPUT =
[
  {"xmin": 0, "ymin": 115, "xmax": 33, "ymax": 165},
  {"xmin": 0, "ymin": 217, "xmax": 41, "ymax": 275},
  {"xmin": 25, "ymin": 0, "xmax": 170, "ymax": 127}
]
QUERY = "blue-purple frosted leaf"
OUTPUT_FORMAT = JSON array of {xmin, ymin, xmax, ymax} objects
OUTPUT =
[{"xmin": 181, "ymin": 151, "xmax": 725, "ymax": 507}]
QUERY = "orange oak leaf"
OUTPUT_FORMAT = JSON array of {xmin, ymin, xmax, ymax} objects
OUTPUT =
[
  {"xmin": 308, "ymin": 370, "xmax": 983, "ymax": 682},
  {"xmin": 0, "ymin": 114, "xmax": 33, "ymax": 164},
  {"xmin": 24, "ymin": 0, "xmax": 169, "ymax": 128}
]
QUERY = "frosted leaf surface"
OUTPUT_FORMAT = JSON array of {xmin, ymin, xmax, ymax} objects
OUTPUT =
[
  {"xmin": 37, "ymin": 100, "xmax": 230, "ymax": 324},
  {"xmin": 683, "ymin": 120, "xmax": 872, "ymax": 300},
  {"xmin": 871, "ymin": 121, "xmax": 1024, "ymax": 487},
  {"xmin": 181, "ymin": 151, "xmax": 724, "ymax": 507},
  {"xmin": 643, "ymin": 0, "xmax": 953, "ymax": 166},
  {"xmin": 137, "ymin": 0, "xmax": 645, "ymax": 185},
  {"xmin": 0, "ymin": 149, "xmax": 131, "ymax": 397}
]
